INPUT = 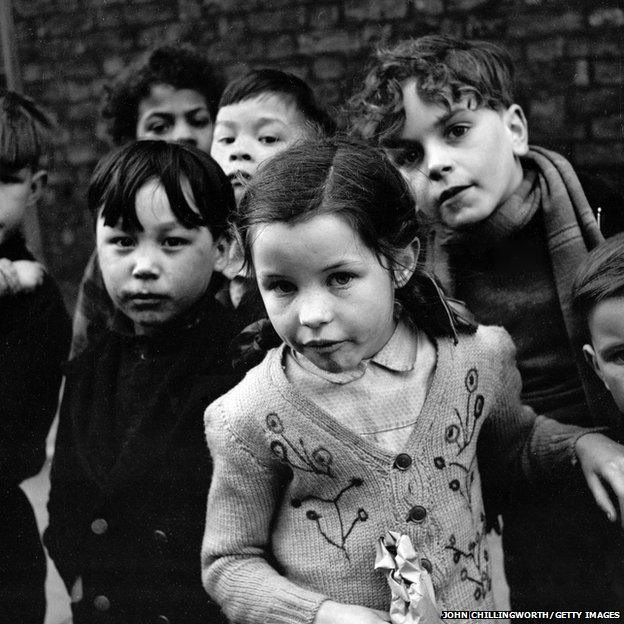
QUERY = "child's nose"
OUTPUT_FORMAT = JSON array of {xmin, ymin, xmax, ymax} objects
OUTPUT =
[
  {"xmin": 228, "ymin": 137, "xmax": 254, "ymax": 162},
  {"xmin": 171, "ymin": 120, "xmax": 197, "ymax": 146},
  {"xmin": 426, "ymin": 142, "xmax": 453, "ymax": 181},
  {"xmin": 131, "ymin": 251, "xmax": 160, "ymax": 280},
  {"xmin": 298, "ymin": 292, "xmax": 332, "ymax": 328}
]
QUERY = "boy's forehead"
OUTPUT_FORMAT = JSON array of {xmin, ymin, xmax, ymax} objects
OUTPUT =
[
  {"xmin": 216, "ymin": 92, "xmax": 304, "ymax": 126},
  {"xmin": 589, "ymin": 296, "xmax": 624, "ymax": 345}
]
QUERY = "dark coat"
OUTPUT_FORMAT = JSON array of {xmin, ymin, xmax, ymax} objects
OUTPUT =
[
  {"xmin": 45, "ymin": 296, "xmax": 240, "ymax": 624},
  {"xmin": 0, "ymin": 233, "xmax": 71, "ymax": 624}
]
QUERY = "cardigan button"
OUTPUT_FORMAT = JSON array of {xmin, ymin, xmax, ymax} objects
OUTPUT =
[
  {"xmin": 407, "ymin": 505, "xmax": 427, "ymax": 523},
  {"xmin": 90, "ymin": 518, "xmax": 108, "ymax": 535},
  {"xmin": 421, "ymin": 557, "xmax": 433, "ymax": 573},
  {"xmin": 153, "ymin": 529, "xmax": 168, "ymax": 544},
  {"xmin": 393, "ymin": 453, "xmax": 412, "ymax": 470},
  {"xmin": 93, "ymin": 595, "xmax": 110, "ymax": 611}
]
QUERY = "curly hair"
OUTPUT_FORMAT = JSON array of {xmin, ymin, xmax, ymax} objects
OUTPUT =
[
  {"xmin": 348, "ymin": 35, "xmax": 516, "ymax": 143},
  {"xmin": 102, "ymin": 45, "xmax": 223, "ymax": 146}
]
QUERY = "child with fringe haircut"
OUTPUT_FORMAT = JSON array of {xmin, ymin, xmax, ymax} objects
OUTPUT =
[
  {"xmin": 0, "ymin": 89, "xmax": 71, "ymax": 623},
  {"xmin": 71, "ymin": 44, "xmax": 223, "ymax": 357},
  {"xmin": 349, "ymin": 34, "xmax": 624, "ymax": 611},
  {"xmin": 45, "ymin": 141, "xmax": 239, "ymax": 624},
  {"xmin": 201, "ymin": 137, "xmax": 624, "ymax": 624}
]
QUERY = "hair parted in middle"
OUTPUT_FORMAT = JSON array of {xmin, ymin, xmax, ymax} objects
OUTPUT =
[
  {"xmin": 219, "ymin": 68, "xmax": 337, "ymax": 136},
  {"xmin": 235, "ymin": 135, "xmax": 420, "ymax": 282},
  {"xmin": 348, "ymin": 34, "xmax": 516, "ymax": 142},
  {"xmin": 88, "ymin": 140, "xmax": 234, "ymax": 238}
]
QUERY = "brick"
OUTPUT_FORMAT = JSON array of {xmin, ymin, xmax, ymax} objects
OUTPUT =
[
  {"xmin": 594, "ymin": 60, "xmax": 623, "ymax": 85},
  {"xmin": 571, "ymin": 88, "xmax": 622, "ymax": 117},
  {"xmin": 313, "ymin": 55, "xmax": 346, "ymax": 80},
  {"xmin": 590, "ymin": 38, "xmax": 623, "ymax": 58},
  {"xmin": 252, "ymin": 7, "xmax": 306, "ymax": 33},
  {"xmin": 566, "ymin": 36, "xmax": 590, "ymax": 57},
  {"xmin": 465, "ymin": 16, "xmax": 506, "ymax": 39},
  {"xmin": 439, "ymin": 17, "xmax": 466, "ymax": 38},
  {"xmin": 102, "ymin": 55, "xmax": 126, "ymax": 77},
  {"xmin": 574, "ymin": 141, "xmax": 624, "ymax": 166},
  {"xmin": 344, "ymin": 0, "xmax": 408, "ymax": 21},
  {"xmin": 266, "ymin": 34, "xmax": 296, "ymax": 59},
  {"xmin": 446, "ymin": 0, "xmax": 490, "ymax": 11},
  {"xmin": 573, "ymin": 59, "xmax": 589, "ymax": 86},
  {"xmin": 527, "ymin": 95, "xmax": 565, "ymax": 134},
  {"xmin": 508, "ymin": 11, "xmax": 582, "ymax": 38},
  {"xmin": 410, "ymin": 0, "xmax": 444, "ymax": 15},
  {"xmin": 588, "ymin": 7, "xmax": 624, "ymax": 28},
  {"xmin": 526, "ymin": 37, "xmax": 565, "ymax": 61},
  {"xmin": 218, "ymin": 16, "xmax": 247, "ymax": 40},
  {"xmin": 298, "ymin": 29, "xmax": 362, "ymax": 55},
  {"xmin": 307, "ymin": 5, "xmax": 340, "ymax": 30},
  {"xmin": 178, "ymin": 0, "xmax": 202, "ymax": 21},
  {"xmin": 592, "ymin": 115, "xmax": 624, "ymax": 140},
  {"xmin": 136, "ymin": 23, "xmax": 184, "ymax": 48}
]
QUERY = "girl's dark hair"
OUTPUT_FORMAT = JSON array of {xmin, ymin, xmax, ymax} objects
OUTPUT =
[
  {"xmin": 0, "ymin": 90, "xmax": 52, "ymax": 169},
  {"xmin": 573, "ymin": 233, "xmax": 624, "ymax": 333},
  {"xmin": 220, "ymin": 68, "xmax": 336, "ymax": 136},
  {"xmin": 102, "ymin": 45, "xmax": 223, "ymax": 146},
  {"xmin": 89, "ymin": 140, "xmax": 234, "ymax": 237},
  {"xmin": 235, "ymin": 136, "xmax": 434, "ymax": 319}
]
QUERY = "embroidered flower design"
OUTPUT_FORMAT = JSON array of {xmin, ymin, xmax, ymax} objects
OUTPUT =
[
  {"xmin": 434, "ymin": 456, "xmax": 446, "ymax": 469},
  {"xmin": 474, "ymin": 395, "xmax": 484, "ymax": 418},
  {"xmin": 270, "ymin": 440, "xmax": 287, "ymax": 460},
  {"xmin": 266, "ymin": 412, "xmax": 284, "ymax": 433},
  {"xmin": 465, "ymin": 368, "xmax": 478, "ymax": 392},
  {"xmin": 311, "ymin": 447, "xmax": 333, "ymax": 469},
  {"xmin": 445, "ymin": 424, "xmax": 460, "ymax": 443}
]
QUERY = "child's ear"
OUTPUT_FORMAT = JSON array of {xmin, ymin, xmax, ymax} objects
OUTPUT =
[
  {"xmin": 214, "ymin": 235, "xmax": 230, "ymax": 274},
  {"xmin": 504, "ymin": 104, "xmax": 529, "ymax": 157},
  {"xmin": 27, "ymin": 170, "xmax": 47, "ymax": 207},
  {"xmin": 583, "ymin": 343, "xmax": 607, "ymax": 386},
  {"xmin": 392, "ymin": 239, "xmax": 420, "ymax": 288}
]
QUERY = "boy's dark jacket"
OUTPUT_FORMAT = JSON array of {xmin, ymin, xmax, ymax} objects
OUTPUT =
[
  {"xmin": 0, "ymin": 233, "xmax": 71, "ymax": 621},
  {"xmin": 44, "ymin": 293, "xmax": 239, "ymax": 624}
]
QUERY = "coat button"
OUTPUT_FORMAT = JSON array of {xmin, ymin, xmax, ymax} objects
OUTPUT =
[
  {"xmin": 93, "ymin": 595, "xmax": 110, "ymax": 611},
  {"xmin": 393, "ymin": 453, "xmax": 412, "ymax": 470},
  {"xmin": 407, "ymin": 505, "xmax": 427, "ymax": 523},
  {"xmin": 421, "ymin": 557, "xmax": 433, "ymax": 573},
  {"xmin": 90, "ymin": 518, "xmax": 108, "ymax": 535},
  {"xmin": 153, "ymin": 529, "xmax": 168, "ymax": 544},
  {"xmin": 155, "ymin": 617, "xmax": 170, "ymax": 624}
]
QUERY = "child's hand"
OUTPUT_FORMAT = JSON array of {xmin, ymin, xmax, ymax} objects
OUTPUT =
[
  {"xmin": 13, "ymin": 260, "xmax": 45, "ymax": 291},
  {"xmin": 575, "ymin": 432, "xmax": 624, "ymax": 528},
  {"xmin": 314, "ymin": 600, "xmax": 391, "ymax": 624}
]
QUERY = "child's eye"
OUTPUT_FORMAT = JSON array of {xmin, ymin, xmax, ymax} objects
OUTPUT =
[
  {"xmin": 146, "ymin": 122, "xmax": 170, "ymax": 136},
  {"xmin": 162, "ymin": 237, "xmax": 189, "ymax": 248},
  {"xmin": 446, "ymin": 124, "xmax": 470, "ymax": 139},
  {"xmin": 329, "ymin": 272, "xmax": 354, "ymax": 287},
  {"xmin": 268, "ymin": 280, "xmax": 295, "ymax": 295},
  {"xmin": 259, "ymin": 136, "xmax": 279, "ymax": 144},
  {"xmin": 217, "ymin": 136, "xmax": 235, "ymax": 144},
  {"xmin": 395, "ymin": 148, "xmax": 422, "ymax": 168},
  {"xmin": 110, "ymin": 236, "xmax": 135, "ymax": 248}
]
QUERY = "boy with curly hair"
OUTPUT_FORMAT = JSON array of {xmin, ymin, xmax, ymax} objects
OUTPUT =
[{"xmin": 350, "ymin": 34, "xmax": 624, "ymax": 611}]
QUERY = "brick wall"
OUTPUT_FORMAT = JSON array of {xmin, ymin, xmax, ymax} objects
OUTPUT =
[{"xmin": 12, "ymin": 0, "xmax": 624, "ymax": 306}]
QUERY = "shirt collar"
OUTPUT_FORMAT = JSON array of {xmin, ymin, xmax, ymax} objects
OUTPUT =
[{"xmin": 289, "ymin": 317, "xmax": 419, "ymax": 385}]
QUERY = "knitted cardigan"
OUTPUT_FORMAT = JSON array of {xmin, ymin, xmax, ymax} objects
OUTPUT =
[{"xmin": 202, "ymin": 325, "xmax": 589, "ymax": 624}]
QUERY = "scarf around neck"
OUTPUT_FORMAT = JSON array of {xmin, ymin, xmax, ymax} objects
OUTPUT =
[{"xmin": 427, "ymin": 146, "xmax": 621, "ymax": 433}]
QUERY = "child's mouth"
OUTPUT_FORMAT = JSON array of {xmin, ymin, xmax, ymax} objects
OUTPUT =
[
  {"xmin": 438, "ymin": 185, "xmax": 471, "ymax": 207},
  {"xmin": 228, "ymin": 171, "xmax": 251, "ymax": 187}
]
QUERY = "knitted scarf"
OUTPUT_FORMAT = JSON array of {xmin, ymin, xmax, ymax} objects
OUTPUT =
[{"xmin": 427, "ymin": 146, "xmax": 621, "ymax": 435}]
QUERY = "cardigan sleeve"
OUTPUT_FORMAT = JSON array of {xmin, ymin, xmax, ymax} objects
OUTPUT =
[
  {"xmin": 477, "ymin": 326, "xmax": 596, "ymax": 500},
  {"xmin": 202, "ymin": 397, "xmax": 328, "ymax": 624}
]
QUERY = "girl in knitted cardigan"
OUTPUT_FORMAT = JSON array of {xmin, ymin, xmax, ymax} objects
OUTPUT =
[{"xmin": 201, "ymin": 137, "xmax": 624, "ymax": 624}]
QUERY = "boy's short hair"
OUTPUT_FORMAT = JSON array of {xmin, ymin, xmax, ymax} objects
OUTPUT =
[
  {"xmin": 102, "ymin": 45, "xmax": 223, "ymax": 146},
  {"xmin": 349, "ymin": 34, "xmax": 516, "ymax": 142},
  {"xmin": 88, "ymin": 140, "xmax": 234, "ymax": 238},
  {"xmin": 573, "ymin": 233, "xmax": 624, "ymax": 331},
  {"xmin": 0, "ymin": 90, "xmax": 52, "ymax": 170},
  {"xmin": 219, "ymin": 68, "xmax": 336, "ymax": 136}
]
